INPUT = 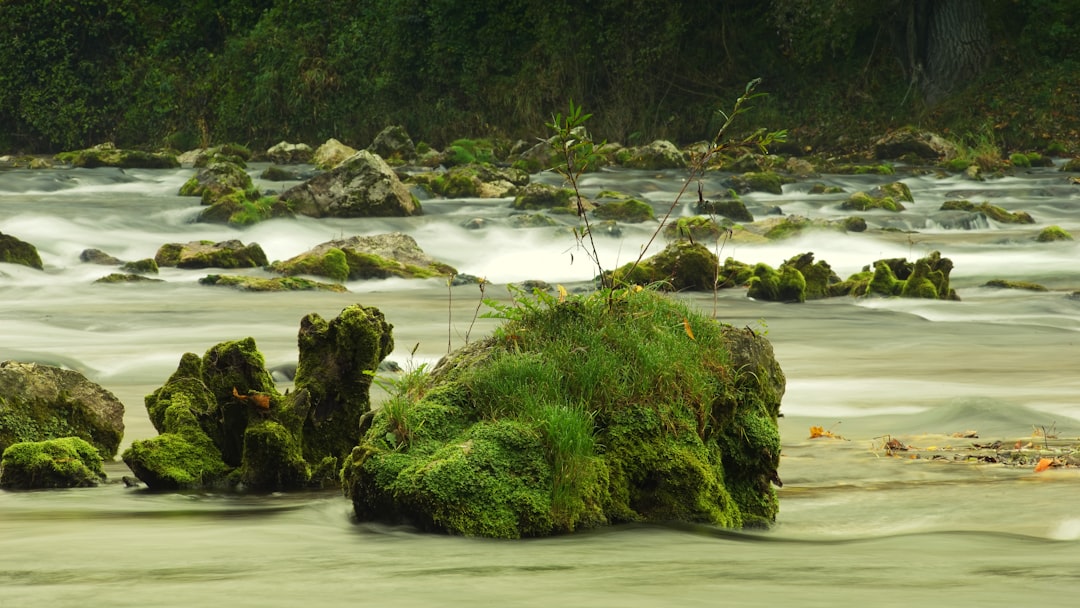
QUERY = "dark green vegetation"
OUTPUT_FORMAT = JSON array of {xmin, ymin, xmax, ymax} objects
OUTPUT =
[
  {"xmin": 0, "ymin": 1, "xmax": 1077, "ymax": 156},
  {"xmin": 0, "ymin": 437, "xmax": 106, "ymax": 489},
  {"xmin": 342, "ymin": 287, "xmax": 785, "ymax": 538},
  {"xmin": 122, "ymin": 305, "xmax": 392, "ymax": 491}
]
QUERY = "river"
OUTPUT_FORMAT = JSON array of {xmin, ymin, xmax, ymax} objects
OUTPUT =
[{"xmin": 1, "ymin": 159, "xmax": 1079, "ymax": 607}]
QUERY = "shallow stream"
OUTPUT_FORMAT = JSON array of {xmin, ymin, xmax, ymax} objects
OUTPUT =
[{"xmin": 2, "ymin": 160, "xmax": 1079, "ymax": 606}]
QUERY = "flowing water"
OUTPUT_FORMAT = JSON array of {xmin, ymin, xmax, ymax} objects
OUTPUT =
[{"xmin": 1, "ymin": 160, "xmax": 1079, "ymax": 607}]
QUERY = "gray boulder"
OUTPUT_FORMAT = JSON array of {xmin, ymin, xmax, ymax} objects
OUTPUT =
[
  {"xmin": 312, "ymin": 138, "xmax": 358, "ymax": 170},
  {"xmin": 368, "ymin": 125, "xmax": 416, "ymax": 163},
  {"xmin": 0, "ymin": 361, "xmax": 125, "ymax": 458},
  {"xmin": 874, "ymin": 127, "xmax": 958, "ymax": 161},
  {"xmin": 280, "ymin": 151, "xmax": 421, "ymax": 218},
  {"xmin": 266, "ymin": 141, "xmax": 314, "ymax": 165}
]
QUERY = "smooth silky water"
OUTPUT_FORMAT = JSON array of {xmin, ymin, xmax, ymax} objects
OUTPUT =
[{"xmin": 2, "ymin": 163, "xmax": 1079, "ymax": 606}]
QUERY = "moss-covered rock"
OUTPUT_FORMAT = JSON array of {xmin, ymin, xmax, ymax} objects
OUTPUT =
[
  {"xmin": 873, "ymin": 181, "xmax": 914, "ymax": 203},
  {"xmin": 124, "ymin": 308, "xmax": 392, "ymax": 492},
  {"xmin": 982, "ymin": 279, "xmax": 1048, "ymax": 291},
  {"xmin": 294, "ymin": 305, "xmax": 393, "ymax": 463},
  {"xmin": 198, "ymin": 192, "xmax": 295, "ymax": 227},
  {"xmin": 0, "ymin": 232, "xmax": 44, "ymax": 270},
  {"xmin": 693, "ymin": 196, "xmax": 754, "ymax": 222},
  {"xmin": 617, "ymin": 140, "xmax": 686, "ymax": 170},
  {"xmin": 592, "ymin": 198, "xmax": 655, "ymax": 223},
  {"xmin": 266, "ymin": 141, "xmax": 313, "ymax": 165},
  {"xmin": 873, "ymin": 127, "xmax": 957, "ymax": 161},
  {"xmin": 198, "ymin": 274, "xmax": 348, "ymax": 292},
  {"xmin": 368, "ymin": 125, "xmax": 417, "ymax": 163},
  {"xmin": 727, "ymin": 171, "xmax": 788, "ymax": 195},
  {"xmin": 410, "ymin": 163, "xmax": 529, "ymax": 198},
  {"xmin": 280, "ymin": 150, "xmax": 421, "ymax": 217},
  {"xmin": 508, "ymin": 213, "xmax": 559, "ymax": 229},
  {"xmin": 269, "ymin": 233, "xmax": 456, "ymax": 281},
  {"xmin": 939, "ymin": 200, "xmax": 1034, "ymax": 224},
  {"xmin": 0, "ymin": 437, "xmax": 106, "ymax": 489},
  {"xmin": 840, "ymin": 251, "xmax": 958, "ymax": 300},
  {"xmin": 0, "ymin": 361, "xmax": 125, "ymax": 458},
  {"xmin": 178, "ymin": 158, "xmax": 253, "ymax": 204},
  {"xmin": 93, "ymin": 273, "xmax": 164, "ymax": 284},
  {"xmin": 511, "ymin": 183, "xmax": 575, "ymax": 211},
  {"xmin": 841, "ymin": 190, "xmax": 906, "ymax": 212},
  {"xmin": 155, "ymin": 239, "xmax": 268, "ymax": 269},
  {"xmin": 1036, "ymin": 225, "xmax": 1074, "ymax": 242},
  {"xmin": 119, "ymin": 258, "xmax": 158, "ymax": 274},
  {"xmin": 54, "ymin": 142, "xmax": 179, "ymax": 169},
  {"xmin": 662, "ymin": 216, "xmax": 731, "ymax": 242},
  {"xmin": 606, "ymin": 241, "xmax": 719, "ymax": 291},
  {"xmin": 342, "ymin": 288, "xmax": 784, "ymax": 537},
  {"xmin": 312, "ymin": 138, "xmax": 358, "ymax": 170}
]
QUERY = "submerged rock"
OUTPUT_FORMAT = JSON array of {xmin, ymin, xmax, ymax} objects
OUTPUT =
[
  {"xmin": 0, "ymin": 232, "xmax": 43, "ymax": 270},
  {"xmin": 269, "ymin": 232, "xmax": 456, "ymax": 281},
  {"xmin": 122, "ymin": 306, "xmax": 392, "ymax": 491},
  {"xmin": 0, "ymin": 361, "xmax": 125, "ymax": 458},
  {"xmin": 0, "ymin": 437, "xmax": 106, "ymax": 489},
  {"xmin": 280, "ymin": 150, "xmax": 420, "ymax": 217},
  {"xmin": 341, "ymin": 289, "xmax": 784, "ymax": 537},
  {"xmin": 940, "ymin": 200, "xmax": 1034, "ymax": 224},
  {"xmin": 1036, "ymin": 225, "xmax": 1074, "ymax": 242},
  {"xmin": 199, "ymin": 274, "xmax": 348, "ymax": 292}
]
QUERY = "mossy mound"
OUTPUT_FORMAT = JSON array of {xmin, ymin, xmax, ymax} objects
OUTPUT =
[
  {"xmin": 269, "ymin": 233, "xmax": 456, "ymax": 281},
  {"xmin": 342, "ymin": 288, "xmax": 784, "ymax": 537},
  {"xmin": 592, "ymin": 198, "xmax": 655, "ymax": 223},
  {"xmin": 54, "ymin": 143, "xmax": 179, "ymax": 169},
  {"xmin": 511, "ymin": 183, "xmax": 576, "ymax": 211},
  {"xmin": 0, "ymin": 437, "xmax": 106, "ymax": 489},
  {"xmin": 662, "ymin": 216, "xmax": 732, "ymax": 242},
  {"xmin": 1036, "ymin": 225, "xmax": 1073, "ymax": 242},
  {"xmin": 93, "ymin": 273, "xmax": 164, "ymax": 284},
  {"xmin": 198, "ymin": 274, "xmax": 348, "ymax": 292},
  {"xmin": 693, "ymin": 196, "xmax": 754, "ymax": 222},
  {"xmin": 0, "ymin": 232, "xmax": 44, "ymax": 270},
  {"xmin": 123, "ymin": 306, "xmax": 393, "ymax": 491},
  {"xmin": 841, "ymin": 251, "xmax": 958, "ymax": 300},
  {"xmin": 155, "ymin": 239, "xmax": 268, "ymax": 269},
  {"xmin": 940, "ymin": 200, "xmax": 1035, "ymax": 224},
  {"xmin": 178, "ymin": 158, "xmax": 253, "ymax": 204},
  {"xmin": 727, "ymin": 171, "xmax": 789, "ymax": 195},
  {"xmin": 616, "ymin": 140, "xmax": 686, "ymax": 170},
  {"xmin": 197, "ymin": 192, "xmax": 295, "ymax": 227},
  {"xmin": 410, "ymin": 163, "xmax": 529, "ymax": 198},
  {"xmin": 982, "ymin": 279, "xmax": 1048, "ymax": 292},
  {"xmin": 841, "ymin": 191, "xmax": 906, "ymax": 212},
  {"xmin": 746, "ymin": 253, "xmax": 842, "ymax": 303},
  {"xmin": 606, "ymin": 241, "xmax": 720, "ymax": 291}
]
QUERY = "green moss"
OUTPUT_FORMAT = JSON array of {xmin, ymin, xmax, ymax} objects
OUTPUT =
[
  {"xmin": 982, "ymin": 279, "xmax": 1048, "ymax": 291},
  {"xmin": 592, "ymin": 198, "xmax": 654, "ymax": 223},
  {"xmin": 1036, "ymin": 225, "xmax": 1074, "ymax": 242},
  {"xmin": 343, "ymin": 288, "xmax": 784, "ymax": 537},
  {"xmin": 940, "ymin": 200, "xmax": 1034, "ymax": 224},
  {"xmin": 119, "ymin": 258, "xmax": 158, "ymax": 274},
  {"xmin": 0, "ymin": 232, "xmax": 44, "ymax": 270},
  {"xmin": 1010, "ymin": 152, "xmax": 1031, "ymax": 168},
  {"xmin": 0, "ymin": 437, "xmax": 106, "ymax": 489},
  {"xmin": 832, "ymin": 163, "xmax": 894, "ymax": 175},
  {"xmin": 198, "ymin": 274, "xmax": 348, "ymax": 292},
  {"xmin": 607, "ymin": 241, "xmax": 720, "ymax": 291},
  {"xmin": 841, "ymin": 191, "xmax": 905, "ymax": 212},
  {"xmin": 236, "ymin": 420, "xmax": 311, "ymax": 490},
  {"xmin": 663, "ymin": 216, "xmax": 729, "ymax": 242},
  {"xmin": 512, "ymin": 183, "xmax": 574, "ymax": 210}
]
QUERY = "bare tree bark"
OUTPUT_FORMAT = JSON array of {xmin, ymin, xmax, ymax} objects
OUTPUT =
[{"xmin": 921, "ymin": 0, "xmax": 990, "ymax": 105}]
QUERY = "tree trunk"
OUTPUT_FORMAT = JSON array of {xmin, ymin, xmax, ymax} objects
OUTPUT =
[{"xmin": 919, "ymin": 0, "xmax": 990, "ymax": 105}]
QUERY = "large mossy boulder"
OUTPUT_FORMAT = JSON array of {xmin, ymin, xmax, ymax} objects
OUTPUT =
[
  {"xmin": 341, "ymin": 288, "xmax": 784, "ymax": 537},
  {"xmin": 592, "ymin": 198, "xmax": 655, "ymax": 223},
  {"xmin": 841, "ymin": 190, "xmax": 906, "ymax": 212},
  {"xmin": 54, "ymin": 142, "xmax": 180, "ymax": 169},
  {"xmin": 0, "ymin": 361, "xmax": 125, "ymax": 458},
  {"xmin": 280, "ymin": 150, "xmax": 420, "ymax": 217},
  {"xmin": 269, "ymin": 232, "xmax": 456, "ymax": 281},
  {"xmin": 511, "ymin": 182, "xmax": 576, "ymax": 211},
  {"xmin": 155, "ymin": 239, "xmax": 268, "ymax": 269},
  {"xmin": 0, "ymin": 232, "xmax": 43, "ymax": 269},
  {"xmin": 122, "ymin": 306, "xmax": 393, "ymax": 491},
  {"xmin": 0, "ymin": 437, "xmax": 106, "ymax": 489}
]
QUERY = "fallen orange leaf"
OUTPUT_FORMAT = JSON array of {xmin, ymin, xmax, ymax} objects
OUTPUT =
[
  {"xmin": 1035, "ymin": 458, "xmax": 1054, "ymax": 473},
  {"xmin": 683, "ymin": 318, "xmax": 695, "ymax": 341}
]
